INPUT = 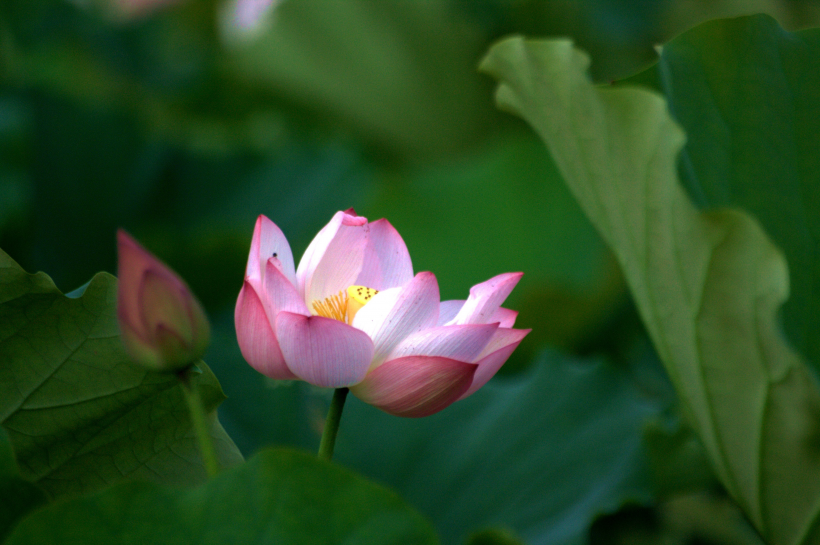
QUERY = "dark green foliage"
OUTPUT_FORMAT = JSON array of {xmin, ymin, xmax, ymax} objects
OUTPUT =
[
  {"xmin": 4, "ymin": 448, "xmax": 439, "ymax": 545},
  {"xmin": 0, "ymin": 250, "xmax": 243, "ymax": 499}
]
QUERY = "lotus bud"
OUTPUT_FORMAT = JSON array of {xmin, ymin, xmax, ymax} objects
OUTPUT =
[{"xmin": 117, "ymin": 230, "xmax": 210, "ymax": 372}]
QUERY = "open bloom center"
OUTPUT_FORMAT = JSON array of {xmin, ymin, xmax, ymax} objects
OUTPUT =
[{"xmin": 311, "ymin": 285, "xmax": 379, "ymax": 324}]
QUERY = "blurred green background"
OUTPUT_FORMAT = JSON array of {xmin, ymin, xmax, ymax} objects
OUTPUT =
[{"xmin": 2, "ymin": 0, "xmax": 819, "ymax": 543}]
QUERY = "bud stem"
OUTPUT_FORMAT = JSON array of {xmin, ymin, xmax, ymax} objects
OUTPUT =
[
  {"xmin": 318, "ymin": 387, "xmax": 349, "ymax": 461},
  {"xmin": 178, "ymin": 367, "xmax": 219, "ymax": 478}
]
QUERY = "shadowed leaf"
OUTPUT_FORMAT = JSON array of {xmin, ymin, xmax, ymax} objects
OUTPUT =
[
  {"xmin": 5, "ymin": 448, "xmax": 438, "ymax": 545},
  {"xmin": 337, "ymin": 352, "xmax": 662, "ymax": 545},
  {"xmin": 0, "ymin": 249, "xmax": 243, "ymax": 499},
  {"xmin": 0, "ymin": 428, "xmax": 46, "ymax": 542}
]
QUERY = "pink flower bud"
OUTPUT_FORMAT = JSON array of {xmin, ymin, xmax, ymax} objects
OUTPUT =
[{"xmin": 117, "ymin": 230, "xmax": 210, "ymax": 372}]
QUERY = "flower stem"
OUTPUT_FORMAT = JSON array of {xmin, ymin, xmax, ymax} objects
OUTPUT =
[
  {"xmin": 178, "ymin": 368, "xmax": 219, "ymax": 478},
  {"xmin": 318, "ymin": 387, "xmax": 349, "ymax": 461}
]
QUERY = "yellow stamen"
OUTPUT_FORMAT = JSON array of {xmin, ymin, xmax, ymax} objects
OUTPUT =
[
  {"xmin": 312, "ymin": 291, "xmax": 348, "ymax": 322},
  {"xmin": 347, "ymin": 285, "xmax": 379, "ymax": 323},
  {"xmin": 310, "ymin": 285, "xmax": 379, "ymax": 324}
]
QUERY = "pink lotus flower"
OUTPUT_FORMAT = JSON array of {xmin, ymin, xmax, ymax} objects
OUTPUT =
[
  {"xmin": 117, "ymin": 230, "xmax": 211, "ymax": 371},
  {"xmin": 235, "ymin": 210, "xmax": 529, "ymax": 417}
]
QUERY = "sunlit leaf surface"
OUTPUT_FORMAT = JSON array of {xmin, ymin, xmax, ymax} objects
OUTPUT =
[
  {"xmin": 481, "ymin": 32, "xmax": 820, "ymax": 544},
  {"xmin": 627, "ymin": 15, "xmax": 820, "ymax": 373}
]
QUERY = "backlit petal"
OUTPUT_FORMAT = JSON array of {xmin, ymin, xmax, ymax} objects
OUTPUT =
[
  {"xmin": 246, "ymin": 215, "xmax": 296, "ymax": 287},
  {"xmin": 351, "ymin": 356, "xmax": 476, "ymax": 417},
  {"xmin": 386, "ymin": 323, "xmax": 497, "ymax": 362},
  {"xmin": 356, "ymin": 218, "xmax": 413, "ymax": 290},
  {"xmin": 437, "ymin": 300, "xmax": 464, "ymax": 326},
  {"xmin": 235, "ymin": 281, "xmax": 295, "ymax": 379},
  {"xmin": 446, "ymin": 272, "xmax": 523, "ymax": 325},
  {"xmin": 262, "ymin": 259, "xmax": 310, "ymax": 320},
  {"xmin": 490, "ymin": 307, "xmax": 518, "ymax": 328},
  {"xmin": 296, "ymin": 211, "xmax": 369, "ymax": 305},
  {"xmin": 351, "ymin": 272, "xmax": 440, "ymax": 368},
  {"xmin": 459, "ymin": 328, "xmax": 530, "ymax": 399},
  {"xmin": 440, "ymin": 300, "xmax": 517, "ymax": 327},
  {"xmin": 276, "ymin": 312, "xmax": 374, "ymax": 388}
]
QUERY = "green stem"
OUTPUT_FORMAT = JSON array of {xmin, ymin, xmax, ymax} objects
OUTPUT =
[
  {"xmin": 318, "ymin": 388, "xmax": 349, "ymax": 461},
  {"xmin": 178, "ymin": 368, "xmax": 219, "ymax": 478}
]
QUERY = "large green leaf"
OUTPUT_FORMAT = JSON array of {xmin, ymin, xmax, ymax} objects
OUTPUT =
[
  {"xmin": 0, "ymin": 428, "xmax": 46, "ymax": 542},
  {"xmin": 5, "ymin": 448, "xmax": 438, "ymax": 545},
  {"xmin": 481, "ymin": 36, "xmax": 820, "ymax": 545},
  {"xmin": 625, "ymin": 15, "xmax": 820, "ymax": 372},
  {"xmin": 335, "ymin": 351, "xmax": 662, "ymax": 545},
  {"xmin": 0, "ymin": 249, "xmax": 243, "ymax": 499}
]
